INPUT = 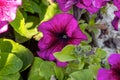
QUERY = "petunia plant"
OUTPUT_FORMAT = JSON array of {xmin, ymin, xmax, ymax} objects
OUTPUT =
[
  {"xmin": 0, "ymin": 0, "xmax": 120, "ymax": 80},
  {"xmin": 56, "ymin": 0, "xmax": 110, "ymax": 14},
  {"xmin": 37, "ymin": 13, "xmax": 87, "ymax": 67}
]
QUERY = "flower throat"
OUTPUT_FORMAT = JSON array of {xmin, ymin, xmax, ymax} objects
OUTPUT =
[{"xmin": 57, "ymin": 32, "xmax": 69, "ymax": 42}]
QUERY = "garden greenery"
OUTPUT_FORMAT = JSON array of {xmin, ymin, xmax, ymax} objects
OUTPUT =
[{"xmin": 0, "ymin": 0, "xmax": 120, "ymax": 80}]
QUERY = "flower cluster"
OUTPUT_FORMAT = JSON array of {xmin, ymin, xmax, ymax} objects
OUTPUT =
[
  {"xmin": 37, "ymin": 0, "xmax": 120, "ymax": 67},
  {"xmin": 1, "ymin": 0, "xmax": 120, "ymax": 80},
  {"xmin": 0, "ymin": 0, "xmax": 22, "ymax": 33},
  {"xmin": 56, "ymin": 0, "xmax": 120, "ymax": 31},
  {"xmin": 97, "ymin": 54, "xmax": 120, "ymax": 80},
  {"xmin": 56, "ymin": 0, "xmax": 110, "ymax": 14},
  {"xmin": 37, "ymin": 13, "xmax": 87, "ymax": 67}
]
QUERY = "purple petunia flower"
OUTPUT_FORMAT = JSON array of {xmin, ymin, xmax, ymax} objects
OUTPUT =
[
  {"xmin": 56, "ymin": 0, "xmax": 78, "ymax": 12},
  {"xmin": 37, "ymin": 13, "xmax": 87, "ymax": 67},
  {"xmin": 56, "ymin": 0, "xmax": 110, "ymax": 14},
  {"xmin": 0, "ymin": 0, "xmax": 22, "ymax": 34},
  {"xmin": 97, "ymin": 54, "xmax": 120, "ymax": 80},
  {"xmin": 112, "ymin": 11, "xmax": 120, "ymax": 31}
]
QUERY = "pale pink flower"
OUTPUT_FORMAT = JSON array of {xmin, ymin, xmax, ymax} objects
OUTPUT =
[{"xmin": 0, "ymin": 0, "xmax": 22, "ymax": 33}]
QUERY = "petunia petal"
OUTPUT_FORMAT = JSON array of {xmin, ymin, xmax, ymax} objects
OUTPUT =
[
  {"xmin": 0, "ymin": 0, "xmax": 22, "ymax": 21},
  {"xmin": 39, "ymin": 13, "xmax": 78, "ymax": 34},
  {"xmin": 37, "ymin": 40, "xmax": 65, "ymax": 61},
  {"xmin": 52, "ymin": 13, "xmax": 76, "ymax": 33},
  {"xmin": 76, "ymin": 2, "xmax": 87, "ymax": 9},
  {"xmin": 13, "ymin": 0, "xmax": 22, "ymax": 5},
  {"xmin": 92, "ymin": 0, "xmax": 103, "ymax": 8},
  {"xmin": 86, "ymin": 6, "xmax": 99, "ymax": 14},
  {"xmin": 38, "ymin": 35, "xmax": 56, "ymax": 50},
  {"xmin": 113, "ymin": 0, "xmax": 120, "ymax": 10},
  {"xmin": 67, "ymin": 27, "xmax": 87, "ymax": 45},
  {"xmin": 97, "ymin": 68, "xmax": 116, "ymax": 80},
  {"xmin": 70, "ymin": 27, "xmax": 87, "ymax": 39},
  {"xmin": 112, "ymin": 16, "xmax": 119, "ymax": 31},
  {"xmin": 82, "ymin": 0, "xmax": 92, "ymax": 6},
  {"xmin": 114, "ymin": 11, "xmax": 120, "ymax": 18},
  {"xmin": 68, "ymin": 38, "xmax": 82, "ymax": 45},
  {"xmin": 108, "ymin": 54, "xmax": 120, "ymax": 66},
  {"xmin": 0, "ymin": 21, "xmax": 8, "ymax": 34},
  {"xmin": 56, "ymin": 0, "xmax": 76, "ymax": 12},
  {"xmin": 76, "ymin": 2, "xmax": 99, "ymax": 14},
  {"xmin": 56, "ymin": 60, "xmax": 68, "ymax": 67},
  {"xmin": 66, "ymin": 18, "xmax": 79, "ymax": 37}
]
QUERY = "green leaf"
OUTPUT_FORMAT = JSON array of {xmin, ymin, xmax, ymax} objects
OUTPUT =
[
  {"xmin": 75, "ymin": 43, "xmax": 91, "ymax": 56},
  {"xmin": 95, "ymin": 48, "xmax": 107, "ymax": 59},
  {"xmin": 39, "ymin": 1, "xmax": 48, "ymax": 21},
  {"xmin": 10, "ymin": 9, "xmax": 29, "ymax": 42},
  {"xmin": 78, "ymin": 61, "xmax": 85, "ymax": 69},
  {"xmin": 40, "ymin": 61, "xmax": 55, "ymax": 79},
  {"xmin": 14, "ymin": 31, "xmax": 29, "ymax": 43},
  {"xmin": 91, "ymin": 57, "xmax": 101, "ymax": 64},
  {"xmin": 88, "ymin": 14, "xmax": 97, "ymax": 27},
  {"xmin": 28, "ymin": 57, "xmax": 44, "ymax": 80},
  {"xmin": 54, "ymin": 45, "xmax": 76, "ymax": 62},
  {"xmin": 0, "ymin": 52, "xmax": 8, "ymax": 69},
  {"xmin": 10, "ymin": 10, "xmax": 27, "ymax": 37},
  {"xmin": 25, "ymin": 15, "xmax": 40, "ymax": 37},
  {"xmin": 10, "ymin": 10, "xmax": 39, "ymax": 43},
  {"xmin": 68, "ymin": 69, "xmax": 94, "ymax": 80},
  {"xmin": 66, "ymin": 61, "xmax": 84, "ymax": 74},
  {"xmin": 10, "ymin": 40, "xmax": 34, "ymax": 71},
  {"xmin": 89, "ymin": 64, "xmax": 101, "ymax": 78},
  {"xmin": 80, "ymin": 23, "xmax": 92, "ymax": 43},
  {"xmin": 28, "ymin": 57, "xmax": 56, "ymax": 80},
  {"xmin": 0, "ymin": 41, "xmax": 12, "ymax": 53},
  {"xmin": 41, "ymin": 3, "xmax": 59, "ymax": 22},
  {"xmin": 22, "ymin": 1, "xmax": 41, "ymax": 14},
  {"xmin": 11, "ymin": 2, "xmax": 59, "ymax": 43},
  {"xmin": 0, "ymin": 72, "xmax": 20, "ymax": 80},
  {"xmin": 0, "ymin": 53, "xmax": 23, "ymax": 75},
  {"xmin": 0, "ymin": 39, "xmax": 34, "ymax": 71},
  {"xmin": 54, "ymin": 66, "xmax": 64, "ymax": 80},
  {"xmin": 28, "ymin": 59, "xmax": 43, "ymax": 79},
  {"xmin": 22, "ymin": 2, "xmax": 34, "ymax": 13}
]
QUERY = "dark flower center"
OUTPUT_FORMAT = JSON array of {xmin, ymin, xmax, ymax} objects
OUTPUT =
[
  {"xmin": 112, "ymin": 68, "xmax": 120, "ymax": 75},
  {"xmin": 111, "ymin": 64, "xmax": 120, "ymax": 79},
  {"xmin": 56, "ymin": 32, "xmax": 69, "ymax": 42}
]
